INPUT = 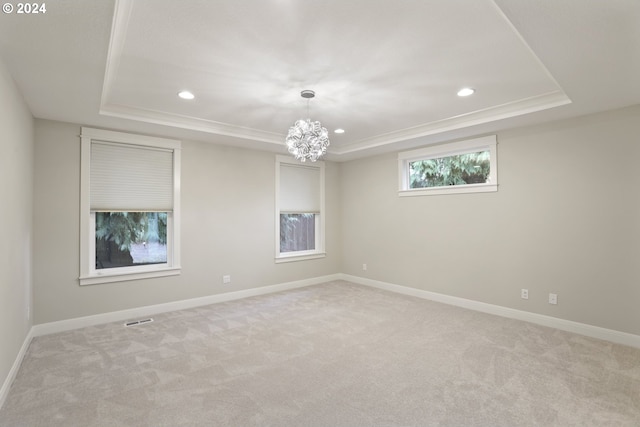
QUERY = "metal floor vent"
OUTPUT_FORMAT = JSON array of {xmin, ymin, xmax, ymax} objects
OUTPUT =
[{"xmin": 124, "ymin": 318, "xmax": 154, "ymax": 327}]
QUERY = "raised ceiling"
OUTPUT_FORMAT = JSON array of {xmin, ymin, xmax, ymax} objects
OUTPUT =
[{"xmin": 0, "ymin": 0, "xmax": 638, "ymax": 160}]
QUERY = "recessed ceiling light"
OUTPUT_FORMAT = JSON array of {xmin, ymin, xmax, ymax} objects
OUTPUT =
[
  {"xmin": 178, "ymin": 90, "xmax": 195, "ymax": 100},
  {"xmin": 334, "ymin": 128, "xmax": 345, "ymax": 134},
  {"xmin": 457, "ymin": 88, "xmax": 475, "ymax": 97}
]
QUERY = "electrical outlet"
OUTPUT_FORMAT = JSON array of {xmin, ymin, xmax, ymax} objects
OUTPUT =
[
  {"xmin": 549, "ymin": 293, "xmax": 558, "ymax": 305},
  {"xmin": 362, "ymin": 264, "xmax": 367, "ymax": 271},
  {"xmin": 521, "ymin": 289, "xmax": 529, "ymax": 300},
  {"xmin": 222, "ymin": 275, "xmax": 231, "ymax": 284}
]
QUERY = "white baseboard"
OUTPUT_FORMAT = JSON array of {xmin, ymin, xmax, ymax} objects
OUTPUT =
[
  {"xmin": 0, "ymin": 328, "xmax": 33, "ymax": 410},
  {"xmin": 4, "ymin": 271, "xmax": 638, "ymax": 411},
  {"xmin": 32, "ymin": 274, "xmax": 341, "ymax": 337},
  {"xmin": 2, "ymin": 274, "xmax": 339, "ymax": 410},
  {"xmin": 339, "ymin": 274, "xmax": 640, "ymax": 349},
  {"xmin": 27, "ymin": 272, "xmax": 640, "ymax": 348}
]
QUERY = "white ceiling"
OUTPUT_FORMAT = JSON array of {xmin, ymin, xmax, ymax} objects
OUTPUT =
[{"xmin": 1, "ymin": 0, "xmax": 638, "ymax": 161}]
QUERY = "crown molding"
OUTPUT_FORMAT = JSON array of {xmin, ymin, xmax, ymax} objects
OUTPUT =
[
  {"xmin": 100, "ymin": 103, "xmax": 285, "ymax": 146},
  {"xmin": 332, "ymin": 90, "xmax": 571, "ymax": 156}
]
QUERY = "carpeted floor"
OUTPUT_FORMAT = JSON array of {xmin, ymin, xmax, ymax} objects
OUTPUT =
[{"xmin": 1, "ymin": 281, "xmax": 639, "ymax": 426}]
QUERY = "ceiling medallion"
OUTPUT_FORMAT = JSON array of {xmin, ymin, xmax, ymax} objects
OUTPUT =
[{"xmin": 285, "ymin": 90, "xmax": 330, "ymax": 162}]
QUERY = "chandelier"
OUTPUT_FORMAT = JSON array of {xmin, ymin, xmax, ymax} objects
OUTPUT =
[{"xmin": 285, "ymin": 90, "xmax": 330, "ymax": 162}]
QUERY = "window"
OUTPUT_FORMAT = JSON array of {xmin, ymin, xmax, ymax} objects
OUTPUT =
[
  {"xmin": 95, "ymin": 212, "xmax": 167, "ymax": 269},
  {"xmin": 398, "ymin": 135, "xmax": 497, "ymax": 196},
  {"xmin": 280, "ymin": 213, "xmax": 316, "ymax": 253},
  {"xmin": 80, "ymin": 127, "xmax": 181, "ymax": 285},
  {"xmin": 275, "ymin": 156, "xmax": 325, "ymax": 262}
]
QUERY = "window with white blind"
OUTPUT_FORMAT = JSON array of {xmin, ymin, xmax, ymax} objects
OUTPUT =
[
  {"xmin": 275, "ymin": 155, "xmax": 325, "ymax": 262},
  {"xmin": 79, "ymin": 127, "xmax": 181, "ymax": 285}
]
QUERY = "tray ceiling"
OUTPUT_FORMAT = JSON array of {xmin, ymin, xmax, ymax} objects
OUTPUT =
[{"xmin": 1, "ymin": 0, "xmax": 638, "ymax": 160}]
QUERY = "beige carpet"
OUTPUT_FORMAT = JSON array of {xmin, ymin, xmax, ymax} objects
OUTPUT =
[{"xmin": 1, "ymin": 281, "xmax": 639, "ymax": 426}]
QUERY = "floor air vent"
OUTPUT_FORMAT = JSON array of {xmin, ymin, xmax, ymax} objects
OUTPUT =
[{"xmin": 124, "ymin": 318, "xmax": 154, "ymax": 327}]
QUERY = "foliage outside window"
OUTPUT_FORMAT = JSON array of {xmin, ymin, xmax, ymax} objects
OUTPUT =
[
  {"xmin": 96, "ymin": 212, "xmax": 167, "ymax": 269},
  {"xmin": 399, "ymin": 135, "xmax": 497, "ymax": 196},
  {"xmin": 409, "ymin": 150, "xmax": 490, "ymax": 188}
]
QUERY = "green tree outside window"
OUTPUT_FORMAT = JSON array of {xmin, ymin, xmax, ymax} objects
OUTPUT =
[{"xmin": 409, "ymin": 150, "xmax": 490, "ymax": 188}]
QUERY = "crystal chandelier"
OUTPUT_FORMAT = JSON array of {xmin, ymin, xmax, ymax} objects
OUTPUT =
[{"xmin": 285, "ymin": 90, "xmax": 330, "ymax": 162}]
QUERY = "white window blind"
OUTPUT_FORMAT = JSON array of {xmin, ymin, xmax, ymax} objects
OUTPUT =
[
  {"xmin": 279, "ymin": 163, "xmax": 320, "ymax": 213},
  {"xmin": 90, "ymin": 141, "xmax": 174, "ymax": 211}
]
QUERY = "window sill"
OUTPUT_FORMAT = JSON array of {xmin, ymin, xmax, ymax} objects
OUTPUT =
[
  {"xmin": 275, "ymin": 252, "xmax": 326, "ymax": 264},
  {"xmin": 79, "ymin": 266, "xmax": 181, "ymax": 286},
  {"xmin": 399, "ymin": 183, "xmax": 497, "ymax": 197}
]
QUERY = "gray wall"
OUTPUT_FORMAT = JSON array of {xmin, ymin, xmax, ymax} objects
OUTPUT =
[
  {"xmin": 341, "ymin": 105, "xmax": 640, "ymax": 336},
  {"xmin": 33, "ymin": 120, "xmax": 342, "ymax": 324},
  {"xmin": 0, "ymin": 58, "xmax": 34, "ymax": 390},
  {"xmin": 27, "ymin": 105, "xmax": 640, "ymax": 336}
]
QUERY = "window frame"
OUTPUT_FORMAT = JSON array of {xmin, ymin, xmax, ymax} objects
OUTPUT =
[
  {"xmin": 275, "ymin": 155, "xmax": 325, "ymax": 263},
  {"xmin": 398, "ymin": 135, "xmax": 497, "ymax": 197},
  {"xmin": 79, "ymin": 127, "xmax": 181, "ymax": 286}
]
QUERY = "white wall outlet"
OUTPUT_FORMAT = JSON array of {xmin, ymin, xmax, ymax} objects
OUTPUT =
[
  {"xmin": 362, "ymin": 263, "xmax": 367, "ymax": 271},
  {"xmin": 222, "ymin": 275, "xmax": 231, "ymax": 284},
  {"xmin": 521, "ymin": 289, "xmax": 529, "ymax": 299},
  {"xmin": 549, "ymin": 293, "xmax": 558, "ymax": 305}
]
